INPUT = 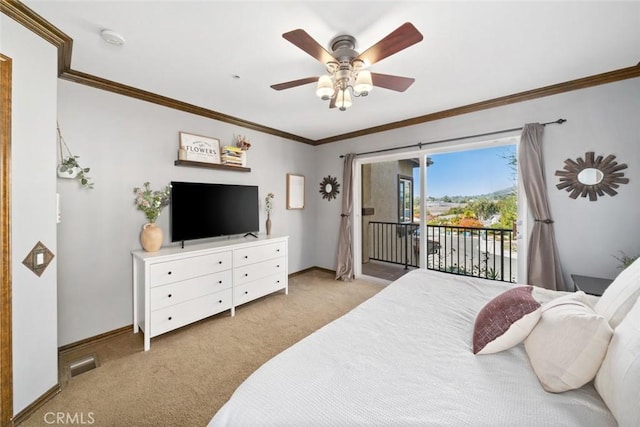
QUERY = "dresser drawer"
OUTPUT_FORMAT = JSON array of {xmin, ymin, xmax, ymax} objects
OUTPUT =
[
  {"xmin": 150, "ymin": 270, "xmax": 232, "ymax": 310},
  {"xmin": 150, "ymin": 288, "xmax": 232, "ymax": 337},
  {"xmin": 234, "ymin": 256, "xmax": 285, "ymax": 286},
  {"xmin": 149, "ymin": 251, "xmax": 232, "ymax": 287},
  {"xmin": 233, "ymin": 241, "xmax": 285, "ymax": 267},
  {"xmin": 234, "ymin": 273, "xmax": 287, "ymax": 307}
]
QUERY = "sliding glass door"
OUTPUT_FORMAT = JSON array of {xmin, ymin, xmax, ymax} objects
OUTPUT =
[{"xmin": 354, "ymin": 136, "xmax": 524, "ymax": 283}]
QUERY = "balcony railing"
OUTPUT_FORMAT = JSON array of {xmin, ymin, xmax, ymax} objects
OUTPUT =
[
  {"xmin": 367, "ymin": 222, "xmax": 516, "ymax": 283},
  {"xmin": 368, "ymin": 222, "xmax": 420, "ymax": 269}
]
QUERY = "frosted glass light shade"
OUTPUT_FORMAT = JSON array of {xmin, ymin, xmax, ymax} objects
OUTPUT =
[
  {"xmin": 316, "ymin": 75, "xmax": 335, "ymax": 100},
  {"xmin": 354, "ymin": 70, "xmax": 373, "ymax": 94},
  {"xmin": 336, "ymin": 89, "xmax": 352, "ymax": 111}
]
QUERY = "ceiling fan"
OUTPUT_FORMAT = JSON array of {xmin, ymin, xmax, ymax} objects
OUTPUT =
[{"xmin": 271, "ymin": 22, "xmax": 423, "ymax": 111}]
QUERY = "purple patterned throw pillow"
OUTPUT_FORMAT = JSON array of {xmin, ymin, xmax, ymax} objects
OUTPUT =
[{"xmin": 473, "ymin": 286, "xmax": 541, "ymax": 355}]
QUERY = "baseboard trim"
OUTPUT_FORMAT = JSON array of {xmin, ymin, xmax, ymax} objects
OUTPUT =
[
  {"xmin": 289, "ymin": 266, "xmax": 336, "ymax": 278},
  {"xmin": 59, "ymin": 268, "xmax": 332, "ymax": 354},
  {"xmin": 12, "ymin": 384, "xmax": 60, "ymax": 426},
  {"xmin": 13, "ymin": 267, "xmax": 337, "ymax": 424},
  {"xmin": 58, "ymin": 325, "xmax": 132, "ymax": 355}
]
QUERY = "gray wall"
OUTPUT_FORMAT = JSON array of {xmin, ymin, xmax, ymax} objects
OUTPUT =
[
  {"xmin": 56, "ymin": 81, "xmax": 317, "ymax": 346},
  {"xmin": 57, "ymin": 76, "xmax": 640, "ymax": 345},
  {"xmin": 1, "ymin": 17, "xmax": 59, "ymax": 414},
  {"xmin": 313, "ymin": 78, "xmax": 640, "ymax": 287}
]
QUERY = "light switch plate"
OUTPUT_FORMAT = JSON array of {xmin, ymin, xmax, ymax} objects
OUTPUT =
[{"xmin": 22, "ymin": 241, "xmax": 54, "ymax": 277}]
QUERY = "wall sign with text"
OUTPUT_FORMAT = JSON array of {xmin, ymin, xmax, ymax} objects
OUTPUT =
[{"xmin": 178, "ymin": 132, "xmax": 221, "ymax": 164}]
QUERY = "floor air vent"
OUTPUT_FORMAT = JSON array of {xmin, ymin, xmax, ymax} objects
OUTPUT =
[{"xmin": 68, "ymin": 354, "xmax": 99, "ymax": 377}]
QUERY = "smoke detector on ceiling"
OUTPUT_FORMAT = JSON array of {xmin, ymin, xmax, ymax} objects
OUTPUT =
[{"xmin": 100, "ymin": 29, "xmax": 126, "ymax": 46}]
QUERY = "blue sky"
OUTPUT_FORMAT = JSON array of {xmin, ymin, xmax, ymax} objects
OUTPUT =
[{"xmin": 413, "ymin": 145, "xmax": 516, "ymax": 198}]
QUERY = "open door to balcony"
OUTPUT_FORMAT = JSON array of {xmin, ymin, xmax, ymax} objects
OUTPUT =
[
  {"xmin": 360, "ymin": 157, "xmax": 421, "ymax": 281},
  {"xmin": 354, "ymin": 136, "xmax": 524, "ymax": 284}
]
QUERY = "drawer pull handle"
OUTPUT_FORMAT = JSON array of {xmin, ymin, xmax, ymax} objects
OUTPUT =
[
  {"xmin": 276, "ymin": 265, "xmax": 280, "ymax": 268},
  {"xmin": 244, "ymin": 255, "xmax": 248, "ymax": 259},
  {"xmin": 218, "ymin": 300, "xmax": 223, "ymax": 304},
  {"xmin": 218, "ymin": 261, "xmax": 222, "ymax": 264},
  {"xmin": 168, "ymin": 316, "xmax": 172, "ymax": 320},
  {"xmin": 244, "ymin": 291, "xmax": 248, "ymax": 295},
  {"xmin": 168, "ymin": 294, "xmax": 172, "ymax": 298},
  {"xmin": 276, "ymin": 249, "xmax": 280, "ymax": 252},
  {"xmin": 167, "ymin": 271, "xmax": 172, "ymax": 275},
  {"xmin": 276, "ymin": 280, "xmax": 280, "ymax": 284},
  {"xmin": 218, "ymin": 280, "xmax": 223, "ymax": 284},
  {"xmin": 244, "ymin": 273, "xmax": 248, "ymax": 277}
]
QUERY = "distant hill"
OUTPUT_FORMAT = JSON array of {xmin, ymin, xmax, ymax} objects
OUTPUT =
[{"xmin": 429, "ymin": 186, "xmax": 516, "ymax": 203}]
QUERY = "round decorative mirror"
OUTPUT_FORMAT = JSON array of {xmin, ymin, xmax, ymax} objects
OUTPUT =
[
  {"xmin": 319, "ymin": 175, "xmax": 340, "ymax": 201},
  {"xmin": 577, "ymin": 168, "xmax": 604, "ymax": 185},
  {"xmin": 555, "ymin": 151, "xmax": 629, "ymax": 201}
]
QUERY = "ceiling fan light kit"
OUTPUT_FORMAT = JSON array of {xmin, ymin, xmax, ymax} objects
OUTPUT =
[{"xmin": 272, "ymin": 22, "xmax": 423, "ymax": 111}]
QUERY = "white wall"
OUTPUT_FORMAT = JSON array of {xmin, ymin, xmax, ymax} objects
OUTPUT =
[
  {"xmin": 56, "ymin": 80, "xmax": 317, "ymax": 346},
  {"xmin": 314, "ymin": 78, "xmax": 640, "ymax": 289},
  {"xmin": 1, "ymin": 17, "xmax": 59, "ymax": 414}
]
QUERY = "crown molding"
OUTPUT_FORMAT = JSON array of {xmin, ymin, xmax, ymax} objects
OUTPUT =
[
  {"xmin": 2, "ymin": 0, "xmax": 639, "ymax": 146},
  {"xmin": 59, "ymin": 69, "xmax": 315, "ymax": 145},
  {"xmin": 0, "ymin": 0, "xmax": 314, "ymax": 145},
  {"xmin": 314, "ymin": 65, "xmax": 640, "ymax": 145},
  {"xmin": 0, "ymin": 0, "xmax": 72, "ymax": 75}
]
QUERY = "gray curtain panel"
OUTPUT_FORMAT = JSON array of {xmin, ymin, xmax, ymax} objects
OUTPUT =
[
  {"xmin": 519, "ymin": 123, "xmax": 565, "ymax": 291},
  {"xmin": 336, "ymin": 153, "xmax": 356, "ymax": 281}
]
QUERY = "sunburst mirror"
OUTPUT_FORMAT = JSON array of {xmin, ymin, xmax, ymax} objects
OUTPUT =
[
  {"xmin": 555, "ymin": 151, "xmax": 629, "ymax": 201},
  {"xmin": 319, "ymin": 175, "xmax": 340, "ymax": 201}
]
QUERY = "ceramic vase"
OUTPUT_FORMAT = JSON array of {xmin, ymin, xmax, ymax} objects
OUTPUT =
[
  {"xmin": 141, "ymin": 222, "xmax": 163, "ymax": 252},
  {"xmin": 266, "ymin": 213, "xmax": 272, "ymax": 236}
]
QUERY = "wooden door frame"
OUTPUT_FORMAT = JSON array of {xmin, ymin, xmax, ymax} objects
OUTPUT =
[{"xmin": 1, "ymin": 53, "xmax": 14, "ymax": 426}]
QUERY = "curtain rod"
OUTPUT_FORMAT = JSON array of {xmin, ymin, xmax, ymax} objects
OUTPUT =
[{"xmin": 339, "ymin": 118, "xmax": 567, "ymax": 158}]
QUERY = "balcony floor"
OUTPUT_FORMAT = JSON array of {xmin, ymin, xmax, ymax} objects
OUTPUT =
[{"xmin": 361, "ymin": 260, "xmax": 418, "ymax": 282}]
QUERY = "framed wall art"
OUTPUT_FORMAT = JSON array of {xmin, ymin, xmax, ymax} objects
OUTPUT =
[
  {"xmin": 178, "ymin": 132, "xmax": 221, "ymax": 164},
  {"xmin": 286, "ymin": 174, "xmax": 305, "ymax": 210}
]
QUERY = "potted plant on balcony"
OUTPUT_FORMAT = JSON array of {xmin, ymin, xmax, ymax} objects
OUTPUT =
[{"xmin": 57, "ymin": 123, "xmax": 94, "ymax": 189}]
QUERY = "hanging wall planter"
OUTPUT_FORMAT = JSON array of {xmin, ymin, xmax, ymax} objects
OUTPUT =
[{"xmin": 57, "ymin": 123, "xmax": 94, "ymax": 189}]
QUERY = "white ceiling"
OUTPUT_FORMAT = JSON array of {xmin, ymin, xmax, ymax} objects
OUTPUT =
[{"xmin": 25, "ymin": 1, "xmax": 640, "ymax": 142}]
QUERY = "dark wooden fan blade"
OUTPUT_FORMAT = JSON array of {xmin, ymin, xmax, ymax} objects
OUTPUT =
[
  {"xmin": 329, "ymin": 95, "xmax": 336, "ymax": 109},
  {"xmin": 270, "ymin": 76, "xmax": 319, "ymax": 91},
  {"xmin": 371, "ymin": 73, "xmax": 415, "ymax": 92},
  {"xmin": 283, "ymin": 29, "xmax": 335, "ymax": 64},
  {"xmin": 356, "ymin": 22, "xmax": 423, "ymax": 66}
]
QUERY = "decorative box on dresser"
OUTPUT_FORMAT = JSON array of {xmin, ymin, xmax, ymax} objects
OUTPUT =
[{"xmin": 132, "ymin": 235, "xmax": 288, "ymax": 351}]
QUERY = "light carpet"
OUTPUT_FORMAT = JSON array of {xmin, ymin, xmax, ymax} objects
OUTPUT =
[{"xmin": 19, "ymin": 269, "xmax": 382, "ymax": 426}]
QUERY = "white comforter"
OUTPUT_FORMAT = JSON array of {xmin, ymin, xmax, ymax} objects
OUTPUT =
[{"xmin": 210, "ymin": 269, "xmax": 615, "ymax": 426}]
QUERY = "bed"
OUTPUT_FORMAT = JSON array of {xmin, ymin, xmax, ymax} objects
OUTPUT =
[{"xmin": 210, "ymin": 268, "xmax": 638, "ymax": 426}]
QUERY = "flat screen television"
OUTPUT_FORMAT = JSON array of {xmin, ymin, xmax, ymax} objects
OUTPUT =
[{"xmin": 170, "ymin": 181, "xmax": 259, "ymax": 243}]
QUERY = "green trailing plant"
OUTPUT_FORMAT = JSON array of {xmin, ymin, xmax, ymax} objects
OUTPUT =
[
  {"xmin": 612, "ymin": 251, "xmax": 639, "ymax": 270},
  {"xmin": 58, "ymin": 155, "xmax": 94, "ymax": 189},
  {"xmin": 57, "ymin": 123, "xmax": 94, "ymax": 189}
]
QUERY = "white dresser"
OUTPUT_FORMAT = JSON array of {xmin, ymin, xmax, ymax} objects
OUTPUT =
[{"xmin": 132, "ymin": 235, "xmax": 288, "ymax": 351}]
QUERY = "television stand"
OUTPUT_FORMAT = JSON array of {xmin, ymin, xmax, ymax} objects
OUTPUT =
[
  {"xmin": 132, "ymin": 235, "xmax": 289, "ymax": 351},
  {"xmin": 244, "ymin": 232, "xmax": 258, "ymax": 238}
]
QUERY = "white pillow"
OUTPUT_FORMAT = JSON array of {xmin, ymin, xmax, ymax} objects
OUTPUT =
[
  {"xmin": 525, "ymin": 292, "xmax": 613, "ymax": 393},
  {"xmin": 595, "ymin": 256, "xmax": 640, "ymax": 329},
  {"xmin": 595, "ymin": 295, "xmax": 640, "ymax": 427}
]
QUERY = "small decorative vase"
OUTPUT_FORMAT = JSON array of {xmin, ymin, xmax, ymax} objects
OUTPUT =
[
  {"xmin": 266, "ymin": 213, "xmax": 272, "ymax": 236},
  {"xmin": 141, "ymin": 222, "xmax": 163, "ymax": 252}
]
